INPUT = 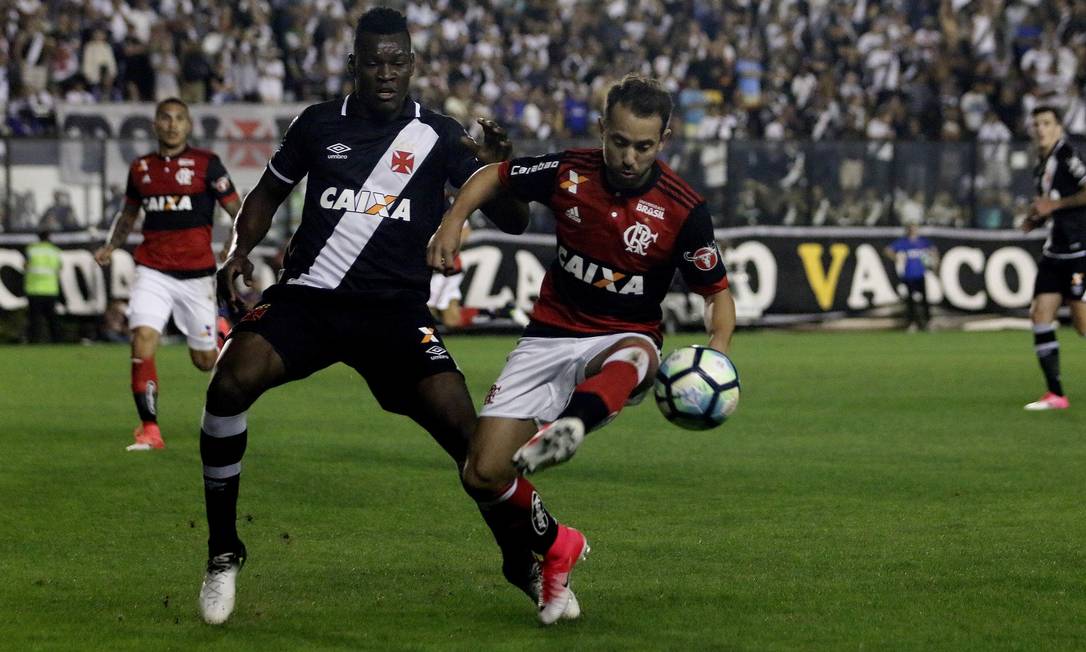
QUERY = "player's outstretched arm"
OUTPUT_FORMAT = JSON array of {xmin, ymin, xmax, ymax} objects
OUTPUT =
[
  {"xmin": 94, "ymin": 204, "xmax": 141, "ymax": 266},
  {"xmin": 461, "ymin": 117, "xmax": 529, "ymax": 234},
  {"xmin": 218, "ymin": 171, "xmax": 292, "ymax": 310},
  {"xmin": 704, "ymin": 288, "xmax": 736, "ymax": 354},
  {"xmin": 428, "ymin": 163, "xmax": 518, "ymax": 274},
  {"xmin": 217, "ymin": 197, "xmax": 243, "ymax": 262}
]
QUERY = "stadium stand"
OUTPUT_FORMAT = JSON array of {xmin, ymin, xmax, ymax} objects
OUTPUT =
[
  {"xmin": 0, "ymin": 0, "xmax": 1085, "ymax": 231},
  {"xmin": 2, "ymin": 0, "xmax": 1084, "ymax": 140}
]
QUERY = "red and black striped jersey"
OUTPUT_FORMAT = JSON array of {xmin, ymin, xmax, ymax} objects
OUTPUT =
[
  {"xmin": 497, "ymin": 148, "xmax": 728, "ymax": 345},
  {"xmin": 124, "ymin": 146, "xmax": 239, "ymax": 277}
]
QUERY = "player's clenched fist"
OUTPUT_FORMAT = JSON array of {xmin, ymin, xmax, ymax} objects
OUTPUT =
[
  {"xmin": 427, "ymin": 215, "xmax": 464, "ymax": 276},
  {"xmin": 217, "ymin": 254, "xmax": 253, "ymax": 312}
]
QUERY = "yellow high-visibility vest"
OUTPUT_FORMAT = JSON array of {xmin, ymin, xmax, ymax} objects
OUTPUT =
[{"xmin": 24, "ymin": 241, "xmax": 62, "ymax": 297}]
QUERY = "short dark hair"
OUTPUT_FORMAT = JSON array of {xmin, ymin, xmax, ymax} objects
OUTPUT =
[
  {"xmin": 1031, "ymin": 105, "xmax": 1063, "ymax": 122},
  {"xmin": 604, "ymin": 75, "xmax": 673, "ymax": 134},
  {"xmin": 355, "ymin": 7, "xmax": 410, "ymax": 49},
  {"xmin": 155, "ymin": 97, "xmax": 188, "ymax": 115}
]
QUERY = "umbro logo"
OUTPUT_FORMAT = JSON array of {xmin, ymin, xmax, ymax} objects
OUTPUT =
[
  {"xmin": 326, "ymin": 143, "xmax": 351, "ymax": 159},
  {"xmin": 425, "ymin": 345, "xmax": 450, "ymax": 360},
  {"xmin": 564, "ymin": 206, "xmax": 582, "ymax": 223}
]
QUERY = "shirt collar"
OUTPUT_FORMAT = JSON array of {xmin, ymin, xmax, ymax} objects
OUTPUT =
[
  {"xmin": 343, "ymin": 93, "xmax": 418, "ymax": 120},
  {"xmin": 600, "ymin": 160, "xmax": 662, "ymax": 197},
  {"xmin": 156, "ymin": 145, "xmax": 191, "ymax": 161}
]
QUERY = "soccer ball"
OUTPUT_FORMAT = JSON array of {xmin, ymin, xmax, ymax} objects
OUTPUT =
[{"xmin": 653, "ymin": 345, "xmax": 740, "ymax": 430}]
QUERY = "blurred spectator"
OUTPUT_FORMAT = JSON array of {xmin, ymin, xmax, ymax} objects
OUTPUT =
[
  {"xmin": 80, "ymin": 28, "xmax": 116, "ymax": 95},
  {"xmin": 179, "ymin": 42, "xmax": 211, "ymax": 103},
  {"xmin": 928, "ymin": 191, "xmax": 965, "ymax": 228},
  {"xmin": 121, "ymin": 36, "xmax": 154, "ymax": 101},
  {"xmin": 977, "ymin": 110, "xmax": 1013, "ymax": 189},
  {"xmin": 63, "ymin": 77, "xmax": 95, "ymax": 104},
  {"xmin": 99, "ymin": 299, "xmax": 129, "ymax": 343},
  {"xmin": 40, "ymin": 190, "xmax": 80, "ymax": 231},
  {"xmin": 975, "ymin": 189, "xmax": 1013, "ymax": 228},
  {"xmin": 894, "ymin": 190, "xmax": 925, "ymax": 226}
]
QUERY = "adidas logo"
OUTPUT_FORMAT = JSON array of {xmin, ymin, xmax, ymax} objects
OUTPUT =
[
  {"xmin": 326, "ymin": 143, "xmax": 351, "ymax": 159},
  {"xmin": 564, "ymin": 206, "xmax": 581, "ymax": 223}
]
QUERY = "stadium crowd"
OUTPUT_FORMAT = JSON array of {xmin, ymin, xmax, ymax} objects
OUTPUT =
[
  {"xmin": 1, "ymin": 0, "xmax": 1086, "ymax": 230},
  {"xmin": 3, "ymin": 0, "xmax": 1085, "ymax": 141}
]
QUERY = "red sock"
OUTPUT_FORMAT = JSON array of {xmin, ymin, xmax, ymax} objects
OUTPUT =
[
  {"xmin": 459, "ymin": 307, "xmax": 481, "ymax": 326},
  {"xmin": 576, "ymin": 359, "xmax": 640, "ymax": 415},
  {"xmin": 131, "ymin": 357, "xmax": 159, "ymax": 424}
]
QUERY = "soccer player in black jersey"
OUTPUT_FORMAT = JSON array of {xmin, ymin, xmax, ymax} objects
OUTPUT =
[
  {"xmin": 1021, "ymin": 106, "xmax": 1086, "ymax": 410},
  {"xmin": 197, "ymin": 8, "xmax": 528, "ymax": 624}
]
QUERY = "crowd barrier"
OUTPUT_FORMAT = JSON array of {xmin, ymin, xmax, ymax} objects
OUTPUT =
[{"xmin": 0, "ymin": 227, "xmax": 1046, "ymax": 326}]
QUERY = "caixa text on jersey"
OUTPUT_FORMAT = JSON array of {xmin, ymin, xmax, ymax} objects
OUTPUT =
[{"xmin": 319, "ymin": 187, "xmax": 412, "ymax": 221}]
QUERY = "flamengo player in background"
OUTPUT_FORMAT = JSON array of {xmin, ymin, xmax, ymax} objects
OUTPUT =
[
  {"xmin": 427, "ymin": 221, "xmax": 529, "ymax": 329},
  {"xmin": 94, "ymin": 97, "xmax": 240, "ymax": 451},
  {"xmin": 1021, "ymin": 105, "xmax": 1086, "ymax": 411},
  {"xmin": 428, "ymin": 74, "xmax": 736, "ymax": 624},
  {"xmin": 196, "ymin": 8, "xmax": 529, "ymax": 625}
]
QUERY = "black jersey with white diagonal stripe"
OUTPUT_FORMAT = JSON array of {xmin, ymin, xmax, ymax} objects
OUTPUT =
[
  {"xmin": 265, "ymin": 94, "xmax": 481, "ymax": 299},
  {"xmin": 1035, "ymin": 139, "xmax": 1086, "ymax": 257}
]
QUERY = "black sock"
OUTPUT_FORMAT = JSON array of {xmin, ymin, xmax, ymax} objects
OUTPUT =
[
  {"xmin": 559, "ymin": 392, "xmax": 610, "ymax": 432},
  {"xmin": 200, "ymin": 410, "xmax": 248, "ymax": 556},
  {"xmin": 469, "ymin": 477, "xmax": 558, "ymax": 557},
  {"xmin": 1034, "ymin": 326, "xmax": 1064, "ymax": 396}
]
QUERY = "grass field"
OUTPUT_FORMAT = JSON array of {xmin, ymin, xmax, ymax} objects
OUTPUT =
[{"xmin": 2, "ymin": 330, "xmax": 1086, "ymax": 650}]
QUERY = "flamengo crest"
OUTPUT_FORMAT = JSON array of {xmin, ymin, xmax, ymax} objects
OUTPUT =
[{"xmin": 624, "ymin": 222, "xmax": 658, "ymax": 256}]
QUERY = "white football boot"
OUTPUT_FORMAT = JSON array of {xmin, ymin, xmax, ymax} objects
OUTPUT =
[
  {"xmin": 199, "ymin": 546, "xmax": 246, "ymax": 625},
  {"xmin": 513, "ymin": 417, "xmax": 586, "ymax": 475}
]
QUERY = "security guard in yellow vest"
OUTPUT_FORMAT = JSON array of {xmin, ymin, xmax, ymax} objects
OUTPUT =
[{"xmin": 24, "ymin": 229, "xmax": 63, "ymax": 343}]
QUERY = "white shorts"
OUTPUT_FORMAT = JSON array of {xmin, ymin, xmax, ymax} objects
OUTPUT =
[
  {"xmin": 128, "ymin": 265, "xmax": 217, "ymax": 351},
  {"xmin": 480, "ymin": 333, "xmax": 657, "ymax": 423},
  {"xmin": 428, "ymin": 272, "xmax": 463, "ymax": 311}
]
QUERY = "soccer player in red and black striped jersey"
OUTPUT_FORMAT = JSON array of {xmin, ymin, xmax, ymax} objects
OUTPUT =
[
  {"xmin": 428, "ymin": 74, "xmax": 736, "ymax": 624},
  {"xmin": 94, "ymin": 98, "xmax": 241, "ymax": 451}
]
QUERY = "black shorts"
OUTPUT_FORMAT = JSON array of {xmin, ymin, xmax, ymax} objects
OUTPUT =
[
  {"xmin": 230, "ymin": 285, "xmax": 460, "ymax": 414},
  {"xmin": 1034, "ymin": 256, "xmax": 1086, "ymax": 301}
]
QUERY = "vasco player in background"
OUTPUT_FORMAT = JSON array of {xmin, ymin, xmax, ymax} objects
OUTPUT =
[
  {"xmin": 197, "ymin": 8, "xmax": 529, "ymax": 625},
  {"xmin": 94, "ymin": 98, "xmax": 240, "ymax": 451},
  {"xmin": 428, "ymin": 75, "xmax": 736, "ymax": 624},
  {"xmin": 1021, "ymin": 106, "xmax": 1086, "ymax": 411}
]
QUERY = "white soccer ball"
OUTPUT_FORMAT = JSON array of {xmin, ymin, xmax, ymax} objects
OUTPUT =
[{"xmin": 653, "ymin": 345, "xmax": 740, "ymax": 430}]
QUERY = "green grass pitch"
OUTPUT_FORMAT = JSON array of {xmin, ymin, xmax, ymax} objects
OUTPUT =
[{"xmin": 2, "ymin": 330, "xmax": 1085, "ymax": 650}]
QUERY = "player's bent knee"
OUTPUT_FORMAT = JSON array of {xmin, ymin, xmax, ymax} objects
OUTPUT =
[
  {"xmin": 462, "ymin": 457, "xmax": 514, "ymax": 495},
  {"xmin": 206, "ymin": 366, "xmax": 264, "ymax": 414},
  {"xmin": 191, "ymin": 349, "xmax": 217, "ymax": 372},
  {"xmin": 130, "ymin": 327, "xmax": 159, "ymax": 357}
]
